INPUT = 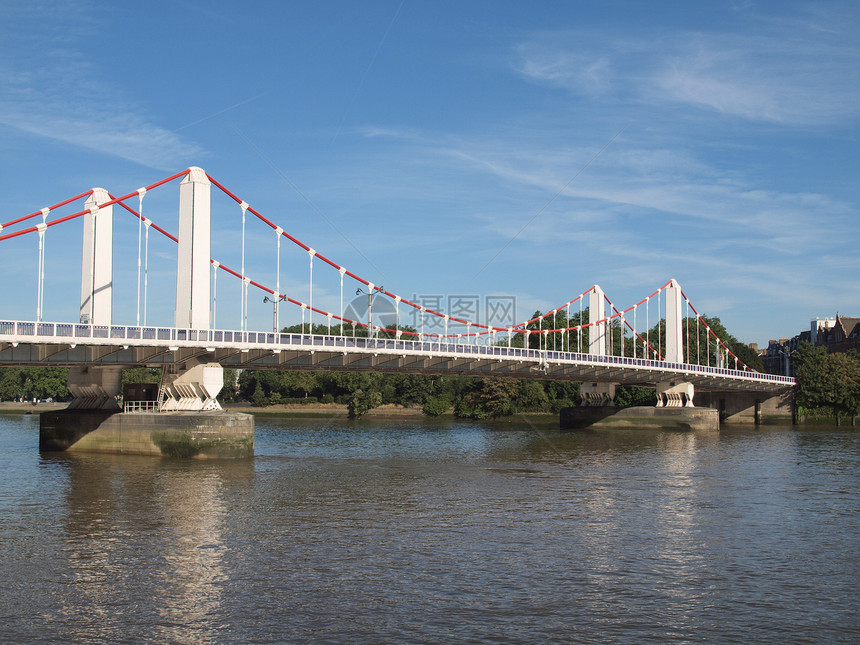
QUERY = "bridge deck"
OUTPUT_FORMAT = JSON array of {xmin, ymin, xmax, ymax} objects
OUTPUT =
[{"xmin": 0, "ymin": 321, "xmax": 794, "ymax": 393}]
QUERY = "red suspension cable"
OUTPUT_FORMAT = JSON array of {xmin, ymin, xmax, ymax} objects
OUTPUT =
[{"xmin": 0, "ymin": 169, "xmax": 190, "ymax": 243}]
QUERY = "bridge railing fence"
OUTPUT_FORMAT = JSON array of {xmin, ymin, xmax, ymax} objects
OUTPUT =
[{"xmin": 0, "ymin": 319, "xmax": 794, "ymax": 385}]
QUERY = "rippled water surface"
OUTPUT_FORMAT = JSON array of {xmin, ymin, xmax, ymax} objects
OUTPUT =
[{"xmin": 1, "ymin": 414, "xmax": 858, "ymax": 643}]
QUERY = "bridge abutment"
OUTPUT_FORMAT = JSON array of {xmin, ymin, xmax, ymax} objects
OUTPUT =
[
  {"xmin": 694, "ymin": 391, "xmax": 794, "ymax": 424},
  {"xmin": 40, "ymin": 409, "xmax": 253, "ymax": 458},
  {"xmin": 560, "ymin": 406, "xmax": 719, "ymax": 432}
]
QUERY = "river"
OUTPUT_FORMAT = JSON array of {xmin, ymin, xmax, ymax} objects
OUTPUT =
[{"xmin": 0, "ymin": 414, "xmax": 858, "ymax": 643}]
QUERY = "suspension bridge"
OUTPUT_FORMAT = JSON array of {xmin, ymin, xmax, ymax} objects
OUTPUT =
[{"xmin": 0, "ymin": 167, "xmax": 793, "ymax": 413}]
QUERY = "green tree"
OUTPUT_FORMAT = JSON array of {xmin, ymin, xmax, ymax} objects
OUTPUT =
[
  {"xmin": 220, "ymin": 369, "xmax": 238, "ymax": 402},
  {"xmin": 632, "ymin": 314, "xmax": 763, "ymax": 370},
  {"xmin": 615, "ymin": 385, "xmax": 657, "ymax": 407},
  {"xmin": 822, "ymin": 352, "xmax": 860, "ymax": 425},
  {"xmin": 122, "ymin": 367, "xmax": 161, "ymax": 385},
  {"xmin": 347, "ymin": 389, "xmax": 382, "ymax": 418},
  {"xmin": 793, "ymin": 342, "xmax": 830, "ymax": 412},
  {"xmin": 455, "ymin": 378, "xmax": 518, "ymax": 419},
  {"xmin": 422, "ymin": 395, "xmax": 453, "ymax": 416},
  {"xmin": 278, "ymin": 371, "xmax": 318, "ymax": 399},
  {"xmin": 544, "ymin": 381, "xmax": 580, "ymax": 411},
  {"xmin": 516, "ymin": 380, "xmax": 549, "ymax": 412},
  {"xmin": 280, "ymin": 322, "xmax": 333, "ymax": 335},
  {"xmin": 793, "ymin": 342, "xmax": 860, "ymax": 424},
  {"xmin": 0, "ymin": 368, "xmax": 26, "ymax": 401},
  {"xmin": 251, "ymin": 380, "xmax": 269, "ymax": 407},
  {"xmin": 0, "ymin": 367, "xmax": 70, "ymax": 401},
  {"xmin": 22, "ymin": 367, "xmax": 69, "ymax": 401},
  {"xmin": 729, "ymin": 340, "xmax": 764, "ymax": 372},
  {"xmin": 377, "ymin": 324, "xmax": 419, "ymax": 340}
]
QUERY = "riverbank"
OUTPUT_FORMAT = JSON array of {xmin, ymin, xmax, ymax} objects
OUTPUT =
[
  {"xmin": 223, "ymin": 402, "xmax": 421, "ymax": 418},
  {"xmin": 222, "ymin": 402, "xmax": 560, "ymax": 424},
  {"xmin": 0, "ymin": 401, "xmax": 558, "ymax": 424},
  {"xmin": 0, "ymin": 402, "xmax": 66, "ymax": 414},
  {"xmin": 1, "ymin": 401, "xmax": 431, "ymax": 419},
  {"xmin": 10, "ymin": 401, "xmax": 843, "ymax": 428}
]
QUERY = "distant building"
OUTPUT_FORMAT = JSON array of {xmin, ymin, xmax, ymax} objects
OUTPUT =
[
  {"xmin": 762, "ymin": 335, "xmax": 805, "ymax": 377},
  {"xmin": 816, "ymin": 314, "xmax": 860, "ymax": 354},
  {"xmin": 761, "ymin": 315, "xmax": 856, "ymax": 377},
  {"xmin": 810, "ymin": 317, "xmax": 836, "ymax": 345}
]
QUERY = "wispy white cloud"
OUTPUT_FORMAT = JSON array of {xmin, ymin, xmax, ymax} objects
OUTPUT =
[
  {"xmin": 418, "ymin": 133, "xmax": 849, "ymax": 256},
  {"xmin": 652, "ymin": 32, "xmax": 860, "ymax": 124},
  {"xmin": 514, "ymin": 47, "xmax": 614, "ymax": 96},
  {"xmin": 357, "ymin": 125, "xmax": 426, "ymax": 141},
  {"xmin": 512, "ymin": 15, "xmax": 860, "ymax": 126},
  {"xmin": 0, "ymin": 1, "xmax": 204, "ymax": 169}
]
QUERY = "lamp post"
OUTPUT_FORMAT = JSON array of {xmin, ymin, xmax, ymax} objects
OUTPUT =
[
  {"xmin": 263, "ymin": 295, "xmax": 286, "ymax": 333},
  {"xmin": 356, "ymin": 286, "xmax": 384, "ymax": 338}
]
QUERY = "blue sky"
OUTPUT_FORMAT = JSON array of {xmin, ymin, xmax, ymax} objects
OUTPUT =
[{"xmin": 0, "ymin": 0, "xmax": 857, "ymax": 346}]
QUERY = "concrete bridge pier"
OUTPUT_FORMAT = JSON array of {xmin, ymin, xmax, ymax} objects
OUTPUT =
[
  {"xmin": 43, "ymin": 362, "xmax": 253, "ymax": 460},
  {"xmin": 39, "ymin": 407, "xmax": 254, "ymax": 458},
  {"xmin": 43, "ymin": 361, "xmax": 252, "ymax": 458},
  {"xmin": 44, "ymin": 360, "xmax": 253, "ymax": 459}
]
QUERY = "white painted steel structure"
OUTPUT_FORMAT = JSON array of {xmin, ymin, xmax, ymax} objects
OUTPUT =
[{"xmin": 0, "ymin": 321, "xmax": 794, "ymax": 393}]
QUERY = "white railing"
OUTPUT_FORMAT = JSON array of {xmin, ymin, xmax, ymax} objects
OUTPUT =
[
  {"xmin": 0, "ymin": 319, "xmax": 796, "ymax": 387},
  {"xmin": 123, "ymin": 400, "xmax": 161, "ymax": 413}
]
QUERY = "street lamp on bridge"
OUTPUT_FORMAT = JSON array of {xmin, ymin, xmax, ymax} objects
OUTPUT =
[
  {"xmin": 356, "ymin": 286, "xmax": 384, "ymax": 339},
  {"xmin": 263, "ymin": 295, "xmax": 287, "ymax": 333}
]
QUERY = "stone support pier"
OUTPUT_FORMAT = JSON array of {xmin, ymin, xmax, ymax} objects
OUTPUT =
[
  {"xmin": 40, "ymin": 410, "xmax": 254, "ymax": 458},
  {"xmin": 561, "ymin": 406, "xmax": 719, "ymax": 432}
]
